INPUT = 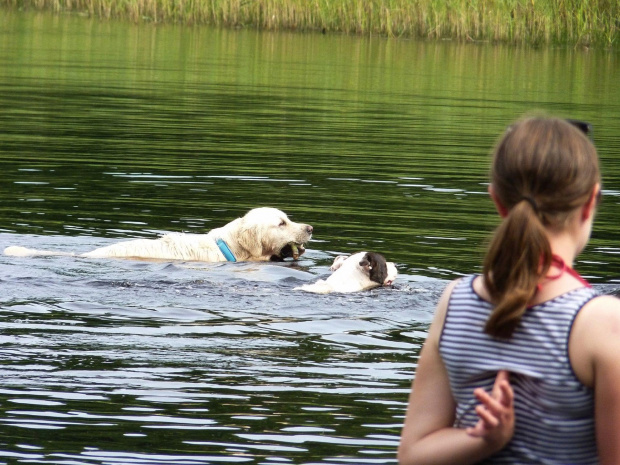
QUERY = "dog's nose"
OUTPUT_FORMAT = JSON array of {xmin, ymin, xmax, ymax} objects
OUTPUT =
[{"xmin": 306, "ymin": 225, "xmax": 313, "ymax": 234}]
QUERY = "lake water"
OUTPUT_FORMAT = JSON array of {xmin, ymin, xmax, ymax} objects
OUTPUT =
[{"xmin": 1, "ymin": 10, "xmax": 620, "ymax": 464}]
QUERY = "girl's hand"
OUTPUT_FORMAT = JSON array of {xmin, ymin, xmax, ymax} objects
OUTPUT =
[{"xmin": 466, "ymin": 370, "xmax": 515, "ymax": 452}]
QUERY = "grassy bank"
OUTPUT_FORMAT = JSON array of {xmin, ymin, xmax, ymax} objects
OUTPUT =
[{"xmin": 2, "ymin": 0, "xmax": 618, "ymax": 47}]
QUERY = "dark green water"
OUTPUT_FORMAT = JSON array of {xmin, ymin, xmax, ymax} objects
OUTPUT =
[
  {"xmin": 0, "ymin": 10, "xmax": 619, "ymax": 465},
  {"xmin": 3, "ymin": 11, "xmax": 620, "ymax": 279}
]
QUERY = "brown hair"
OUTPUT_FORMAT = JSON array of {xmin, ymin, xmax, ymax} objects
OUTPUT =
[{"xmin": 483, "ymin": 117, "xmax": 600, "ymax": 339}]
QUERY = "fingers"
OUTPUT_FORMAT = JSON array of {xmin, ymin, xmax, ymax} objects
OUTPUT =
[
  {"xmin": 475, "ymin": 402, "xmax": 500, "ymax": 427},
  {"xmin": 465, "ymin": 371, "xmax": 515, "ymax": 448},
  {"xmin": 473, "ymin": 387, "xmax": 505, "ymax": 418},
  {"xmin": 466, "ymin": 402, "xmax": 505, "ymax": 438},
  {"xmin": 468, "ymin": 373, "xmax": 514, "ymax": 429},
  {"xmin": 492, "ymin": 370, "xmax": 510, "ymax": 395},
  {"xmin": 495, "ymin": 369, "xmax": 510, "ymax": 384},
  {"xmin": 498, "ymin": 377, "xmax": 514, "ymax": 408},
  {"xmin": 490, "ymin": 370, "xmax": 514, "ymax": 407},
  {"xmin": 472, "ymin": 393, "xmax": 504, "ymax": 434}
]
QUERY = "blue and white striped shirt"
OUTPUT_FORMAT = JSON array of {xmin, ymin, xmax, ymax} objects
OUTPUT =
[{"xmin": 439, "ymin": 275, "xmax": 599, "ymax": 464}]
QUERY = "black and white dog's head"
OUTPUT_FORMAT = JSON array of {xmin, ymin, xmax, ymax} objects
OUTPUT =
[
  {"xmin": 298, "ymin": 251, "xmax": 397, "ymax": 294},
  {"xmin": 359, "ymin": 252, "xmax": 390, "ymax": 286}
]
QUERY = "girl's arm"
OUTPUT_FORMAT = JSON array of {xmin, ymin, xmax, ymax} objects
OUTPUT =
[
  {"xmin": 397, "ymin": 280, "xmax": 514, "ymax": 465},
  {"xmin": 571, "ymin": 295, "xmax": 620, "ymax": 465}
]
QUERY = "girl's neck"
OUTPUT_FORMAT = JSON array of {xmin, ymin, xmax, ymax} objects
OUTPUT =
[
  {"xmin": 542, "ymin": 254, "xmax": 591, "ymax": 289},
  {"xmin": 545, "ymin": 215, "xmax": 589, "ymax": 269},
  {"xmin": 538, "ymin": 231, "xmax": 590, "ymax": 291}
]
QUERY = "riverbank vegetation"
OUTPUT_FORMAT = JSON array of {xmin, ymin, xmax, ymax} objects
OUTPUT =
[{"xmin": 2, "ymin": 0, "xmax": 618, "ymax": 47}]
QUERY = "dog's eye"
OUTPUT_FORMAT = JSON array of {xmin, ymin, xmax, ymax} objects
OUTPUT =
[{"xmin": 279, "ymin": 220, "xmax": 286, "ymax": 227}]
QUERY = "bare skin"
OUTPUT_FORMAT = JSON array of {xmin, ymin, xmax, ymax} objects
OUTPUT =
[
  {"xmin": 397, "ymin": 281, "xmax": 515, "ymax": 465},
  {"xmin": 398, "ymin": 184, "xmax": 620, "ymax": 465}
]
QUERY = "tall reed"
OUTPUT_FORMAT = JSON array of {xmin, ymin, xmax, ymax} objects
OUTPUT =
[{"xmin": 2, "ymin": 0, "xmax": 618, "ymax": 47}]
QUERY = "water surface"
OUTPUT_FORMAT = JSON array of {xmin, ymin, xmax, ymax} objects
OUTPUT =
[{"xmin": 1, "ymin": 10, "xmax": 620, "ymax": 464}]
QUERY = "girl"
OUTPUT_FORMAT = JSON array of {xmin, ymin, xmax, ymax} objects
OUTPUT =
[{"xmin": 398, "ymin": 117, "xmax": 620, "ymax": 464}]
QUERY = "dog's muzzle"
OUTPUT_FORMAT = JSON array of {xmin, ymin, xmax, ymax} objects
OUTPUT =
[{"xmin": 271, "ymin": 242, "xmax": 306, "ymax": 261}]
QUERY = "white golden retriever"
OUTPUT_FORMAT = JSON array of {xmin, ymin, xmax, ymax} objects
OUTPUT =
[
  {"xmin": 296, "ymin": 251, "xmax": 397, "ymax": 294},
  {"xmin": 4, "ymin": 207, "xmax": 313, "ymax": 263}
]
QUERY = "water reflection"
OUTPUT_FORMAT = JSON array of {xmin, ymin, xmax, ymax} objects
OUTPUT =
[
  {"xmin": 1, "ymin": 9, "xmax": 620, "ymax": 464},
  {"xmin": 3, "ymin": 11, "xmax": 620, "ymax": 280}
]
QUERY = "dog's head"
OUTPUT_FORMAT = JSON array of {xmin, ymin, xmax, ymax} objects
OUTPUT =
[
  {"xmin": 236, "ymin": 207, "xmax": 313, "ymax": 261},
  {"xmin": 385, "ymin": 261, "xmax": 398, "ymax": 286},
  {"xmin": 359, "ymin": 252, "xmax": 397, "ymax": 286}
]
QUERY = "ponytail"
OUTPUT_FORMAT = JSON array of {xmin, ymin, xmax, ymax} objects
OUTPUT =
[
  {"xmin": 482, "ymin": 116, "xmax": 600, "ymax": 339},
  {"xmin": 483, "ymin": 199, "xmax": 551, "ymax": 338}
]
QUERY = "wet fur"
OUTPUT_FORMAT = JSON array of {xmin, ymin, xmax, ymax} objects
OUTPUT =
[
  {"xmin": 296, "ymin": 251, "xmax": 397, "ymax": 294},
  {"xmin": 4, "ymin": 207, "xmax": 313, "ymax": 263}
]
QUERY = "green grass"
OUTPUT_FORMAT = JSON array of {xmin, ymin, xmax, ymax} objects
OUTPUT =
[{"xmin": 2, "ymin": 0, "xmax": 618, "ymax": 47}]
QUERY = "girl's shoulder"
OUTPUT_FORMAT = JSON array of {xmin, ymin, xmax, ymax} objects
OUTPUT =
[
  {"xmin": 578, "ymin": 294, "xmax": 620, "ymax": 321},
  {"xmin": 570, "ymin": 294, "xmax": 620, "ymax": 388},
  {"xmin": 426, "ymin": 278, "xmax": 463, "ymax": 345}
]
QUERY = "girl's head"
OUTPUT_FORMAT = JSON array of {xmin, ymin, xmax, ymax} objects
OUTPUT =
[{"xmin": 483, "ymin": 117, "xmax": 600, "ymax": 338}]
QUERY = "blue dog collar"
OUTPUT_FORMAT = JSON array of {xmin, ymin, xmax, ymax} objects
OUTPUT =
[{"xmin": 216, "ymin": 239, "xmax": 236, "ymax": 262}]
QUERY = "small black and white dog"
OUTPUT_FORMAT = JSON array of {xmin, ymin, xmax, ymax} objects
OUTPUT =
[{"xmin": 296, "ymin": 251, "xmax": 397, "ymax": 294}]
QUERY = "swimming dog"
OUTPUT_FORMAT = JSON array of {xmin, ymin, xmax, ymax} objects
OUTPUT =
[
  {"xmin": 296, "ymin": 251, "xmax": 397, "ymax": 294},
  {"xmin": 4, "ymin": 207, "xmax": 313, "ymax": 263}
]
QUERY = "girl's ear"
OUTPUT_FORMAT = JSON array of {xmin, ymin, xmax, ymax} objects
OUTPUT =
[
  {"xmin": 582, "ymin": 183, "xmax": 601, "ymax": 221},
  {"xmin": 489, "ymin": 184, "xmax": 509, "ymax": 218}
]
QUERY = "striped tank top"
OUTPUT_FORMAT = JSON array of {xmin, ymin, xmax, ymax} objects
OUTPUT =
[{"xmin": 439, "ymin": 275, "xmax": 599, "ymax": 464}]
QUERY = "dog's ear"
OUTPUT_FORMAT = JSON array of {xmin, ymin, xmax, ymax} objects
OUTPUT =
[
  {"xmin": 364, "ymin": 252, "xmax": 388, "ymax": 285},
  {"xmin": 359, "ymin": 258, "xmax": 371, "ymax": 270},
  {"xmin": 236, "ymin": 221, "xmax": 265, "ymax": 257}
]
